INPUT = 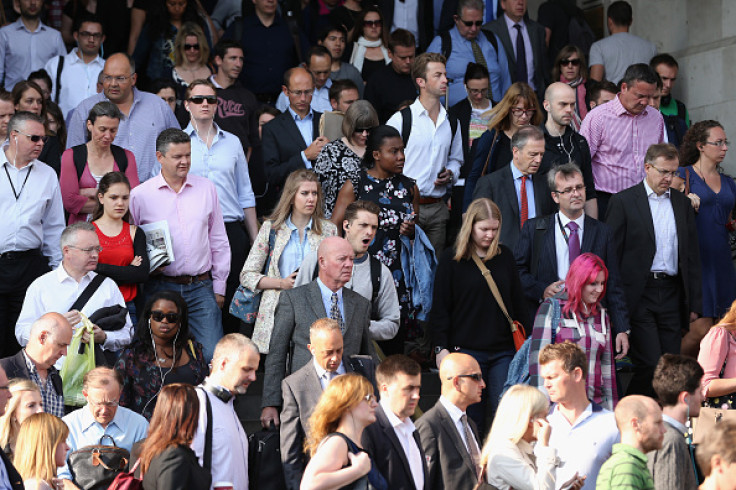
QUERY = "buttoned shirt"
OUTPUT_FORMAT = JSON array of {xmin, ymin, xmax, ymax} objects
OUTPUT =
[
  {"xmin": 386, "ymin": 98, "xmax": 462, "ymax": 197},
  {"xmin": 503, "ymin": 14, "xmax": 535, "ymax": 89},
  {"xmin": 184, "ymin": 122, "xmax": 255, "ymax": 222},
  {"xmin": 275, "ymin": 78, "xmax": 333, "ymax": 115},
  {"xmin": 547, "ymin": 402, "xmax": 619, "ymax": 490},
  {"xmin": 643, "ymin": 179, "xmax": 678, "ymax": 276},
  {"xmin": 391, "ymin": 0, "xmax": 419, "ymax": 43},
  {"xmin": 44, "ymin": 48, "xmax": 105, "ymax": 118},
  {"xmin": 0, "ymin": 457, "xmax": 10, "ymax": 490},
  {"xmin": 0, "ymin": 152, "xmax": 64, "ymax": 266},
  {"xmin": 22, "ymin": 349, "xmax": 64, "ymax": 418},
  {"xmin": 278, "ymin": 216, "xmax": 313, "ymax": 277},
  {"xmin": 192, "ymin": 386, "xmax": 249, "ymax": 490},
  {"xmin": 129, "ymin": 173, "xmax": 231, "ymax": 295},
  {"xmin": 380, "ymin": 399, "xmax": 424, "ymax": 490},
  {"xmin": 313, "ymin": 359, "xmax": 345, "ymax": 390},
  {"xmin": 555, "ymin": 212, "xmax": 586, "ymax": 281},
  {"xmin": 439, "ymin": 395, "xmax": 479, "ymax": 454},
  {"xmin": 59, "ymin": 404, "xmax": 149, "ymax": 480},
  {"xmin": 66, "ymin": 88, "xmax": 181, "ymax": 182},
  {"xmin": 426, "ymin": 27, "xmax": 511, "ymax": 106},
  {"xmin": 317, "ymin": 277, "xmax": 344, "ymax": 321},
  {"xmin": 286, "ymin": 107, "xmax": 316, "ymax": 168},
  {"xmin": 15, "ymin": 266, "xmax": 132, "ymax": 356},
  {"xmin": 0, "ymin": 18, "xmax": 66, "ymax": 90},
  {"xmin": 580, "ymin": 95, "xmax": 664, "ymax": 194},
  {"xmin": 511, "ymin": 161, "xmax": 537, "ymax": 220},
  {"xmin": 662, "ymin": 413, "xmax": 687, "ymax": 434}
]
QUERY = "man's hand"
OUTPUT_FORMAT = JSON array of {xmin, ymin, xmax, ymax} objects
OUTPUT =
[
  {"xmin": 304, "ymin": 136, "xmax": 329, "ymax": 161},
  {"xmin": 433, "ymin": 168, "xmax": 453, "ymax": 187},
  {"xmin": 215, "ymin": 294, "xmax": 225, "ymax": 308},
  {"xmin": 261, "ymin": 406, "xmax": 280, "ymax": 428},
  {"xmin": 63, "ymin": 310, "xmax": 82, "ymax": 326},
  {"xmin": 615, "ymin": 332, "xmax": 629, "ymax": 360},
  {"xmin": 543, "ymin": 280, "xmax": 565, "ymax": 299},
  {"xmin": 62, "ymin": 479, "xmax": 81, "ymax": 490}
]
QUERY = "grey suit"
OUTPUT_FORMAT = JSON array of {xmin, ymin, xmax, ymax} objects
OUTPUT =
[
  {"xmin": 262, "ymin": 281, "xmax": 375, "ymax": 409},
  {"xmin": 415, "ymin": 400, "xmax": 481, "ymax": 490}
]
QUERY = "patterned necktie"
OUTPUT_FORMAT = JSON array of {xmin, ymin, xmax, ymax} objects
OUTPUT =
[
  {"xmin": 520, "ymin": 175, "xmax": 529, "ymax": 226},
  {"xmin": 514, "ymin": 23, "xmax": 528, "ymax": 84},
  {"xmin": 470, "ymin": 40, "xmax": 493, "ymax": 101},
  {"xmin": 330, "ymin": 292, "xmax": 345, "ymax": 333},
  {"xmin": 567, "ymin": 221, "xmax": 581, "ymax": 264},
  {"xmin": 461, "ymin": 414, "xmax": 481, "ymax": 478}
]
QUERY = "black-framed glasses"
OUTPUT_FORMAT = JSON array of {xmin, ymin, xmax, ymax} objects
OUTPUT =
[
  {"xmin": 458, "ymin": 19, "xmax": 483, "ymax": 27},
  {"xmin": 79, "ymin": 31, "xmax": 103, "ymax": 40},
  {"xmin": 510, "ymin": 108, "xmax": 536, "ymax": 117},
  {"xmin": 447, "ymin": 373, "xmax": 483, "ymax": 382},
  {"xmin": 467, "ymin": 87, "xmax": 489, "ymax": 96},
  {"xmin": 184, "ymin": 43, "xmax": 200, "ymax": 51},
  {"xmin": 554, "ymin": 184, "xmax": 585, "ymax": 196},
  {"xmin": 364, "ymin": 19, "xmax": 382, "ymax": 27},
  {"xmin": 188, "ymin": 95, "xmax": 217, "ymax": 104},
  {"xmin": 705, "ymin": 140, "xmax": 730, "ymax": 147},
  {"xmin": 559, "ymin": 58, "xmax": 581, "ymax": 66},
  {"xmin": 16, "ymin": 131, "xmax": 48, "ymax": 143},
  {"xmin": 151, "ymin": 311, "xmax": 180, "ymax": 323},
  {"xmin": 363, "ymin": 393, "xmax": 376, "ymax": 402},
  {"xmin": 648, "ymin": 165, "xmax": 678, "ymax": 178}
]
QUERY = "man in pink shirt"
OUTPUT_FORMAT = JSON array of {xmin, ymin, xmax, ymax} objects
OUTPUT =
[
  {"xmin": 580, "ymin": 63, "xmax": 664, "ymax": 219},
  {"xmin": 130, "ymin": 128, "xmax": 231, "ymax": 361}
]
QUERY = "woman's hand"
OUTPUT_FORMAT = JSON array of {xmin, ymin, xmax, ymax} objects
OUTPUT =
[
  {"xmin": 687, "ymin": 192, "xmax": 701, "ymax": 212},
  {"xmin": 534, "ymin": 418, "xmax": 551, "ymax": 446},
  {"xmin": 347, "ymin": 452, "xmax": 371, "ymax": 478},
  {"xmin": 280, "ymin": 271, "xmax": 298, "ymax": 290},
  {"xmin": 399, "ymin": 219, "xmax": 415, "ymax": 238},
  {"xmin": 130, "ymin": 255, "xmax": 143, "ymax": 267}
]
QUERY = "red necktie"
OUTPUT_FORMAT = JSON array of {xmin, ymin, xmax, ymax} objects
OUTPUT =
[{"xmin": 520, "ymin": 175, "xmax": 528, "ymax": 226}]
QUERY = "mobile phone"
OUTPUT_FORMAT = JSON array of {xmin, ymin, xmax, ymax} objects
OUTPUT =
[{"xmin": 437, "ymin": 167, "xmax": 446, "ymax": 178}]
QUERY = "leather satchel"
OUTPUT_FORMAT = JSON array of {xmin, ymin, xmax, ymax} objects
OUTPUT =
[{"xmin": 68, "ymin": 434, "xmax": 130, "ymax": 490}]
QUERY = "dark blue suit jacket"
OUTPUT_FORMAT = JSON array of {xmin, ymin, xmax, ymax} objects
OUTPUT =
[{"xmin": 514, "ymin": 213, "xmax": 631, "ymax": 334}]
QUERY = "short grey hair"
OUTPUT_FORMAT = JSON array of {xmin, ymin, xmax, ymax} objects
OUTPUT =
[
  {"xmin": 60, "ymin": 222, "xmax": 96, "ymax": 249},
  {"xmin": 7, "ymin": 111, "xmax": 44, "ymax": 135},
  {"xmin": 156, "ymin": 128, "xmax": 190, "ymax": 155},
  {"xmin": 212, "ymin": 333, "xmax": 259, "ymax": 362},
  {"xmin": 547, "ymin": 162, "xmax": 583, "ymax": 190},
  {"xmin": 511, "ymin": 125, "xmax": 544, "ymax": 150},
  {"xmin": 458, "ymin": 0, "xmax": 484, "ymax": 15},
  {"xmin": 342, "ymin": 100, "xmax": 379, "ymax": 140}
]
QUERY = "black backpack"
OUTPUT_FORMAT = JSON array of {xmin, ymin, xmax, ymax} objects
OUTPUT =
[
  {"xmin": 400, "ymin": 106, "xmax": 458, "ymax": 150},
  {"xmin": 71, "ymin": 144, "xmax": 129, "ymax": 180}
]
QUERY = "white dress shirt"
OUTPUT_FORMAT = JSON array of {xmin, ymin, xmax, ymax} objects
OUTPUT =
[
  {"xmin": 379, "ymin": 399, "xmax": 424, "ymax": 490},
  {"xmin": 0, "ymin": 153, "xmax": 64, "ymax": 266},
  {"xmin": 44, "ymin": 48, "xmax": 105, "ymax": 118},
  {"xmin": 555, "ymin": 212, "xmax": 586, "ymax": 281},
  {"xmin": 386, "ymin": 99, "xmax": 463, "ymax": 197},
  {"xmin": 313, "ymin": 358, "xmax": 345, "ymax": 390},
  {"xmin": 503, "ymin": 14, "xmax": 535, "ymax": 89},
  {"xmin": 439, "ymin": 395, "xmax": 480, "ymax": 454},
  {"xmin": 643, "ymin": 180, "xmax": 678, "ymax": 275}
]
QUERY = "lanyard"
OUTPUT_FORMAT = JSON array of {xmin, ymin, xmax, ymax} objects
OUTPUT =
[
  {"xmin": 3, "ymin": 163, "xmax": 32, "ymax": 200},
  {"xmin": 556, "ymin": 212, "xmax": 570, "ymax": 242}
]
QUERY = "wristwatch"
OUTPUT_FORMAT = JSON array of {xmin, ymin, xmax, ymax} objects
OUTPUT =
[{"xmin": 434, "ymin": 346, "xmax": 445, "ymax": 355}]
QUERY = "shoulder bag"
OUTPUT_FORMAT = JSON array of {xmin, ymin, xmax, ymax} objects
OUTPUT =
[
  {"xmin": 68, "ymin": 435, "xmax": 131, "ymax": 490},
  {"xmin": 693, "ymin": 328, "xmax": 736, "ymax": 444},
  {"xmin": 229, "ymin": 228, "xmax": 276, "ymax": 323}
]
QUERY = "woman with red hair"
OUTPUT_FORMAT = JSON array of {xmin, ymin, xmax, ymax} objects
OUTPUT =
[{"xmin": 528, "ymin": 252, "xmax": 618, "ymax": 409}]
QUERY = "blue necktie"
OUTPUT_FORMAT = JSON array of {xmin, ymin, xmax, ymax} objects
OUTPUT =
[{"xmin": 514, "ymin": 23, "xmax": 528, "ymax": 84}]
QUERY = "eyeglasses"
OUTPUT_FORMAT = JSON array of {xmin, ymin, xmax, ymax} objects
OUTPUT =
[
  {"xmin": 554, "ymin": 184, "xmax": 585, "ymax": 196},
  {"xmin": 559, "ymin": 58, "xmax": 581, "ymax": 67},
  {"xmin": 151, "ymin": 311, "xmax": 180, "ymax": 323},
  {"xmin": 79, "ymin": 31, "xmax": 103, "ymax": 40},
  {"xmin": 287, "ymin": 89, "xmax": 313, "ymax": 98},
  {"xmin": 16, "ymin": 131, "xmax": 48, "ymax": 143},
  {"xmin": 447, "ymin": 373, "xmax": 483, "ymax": 382},
  {"xmin": 87, "ymin": 399, "xmax": 119, "ymax": 408},
  {"xmin": 188, "ymin": 95, "xmax": 217, "ymax": 104},
  {"xmin": 458, "ymin": 18, "xmax": 483, "ymax": 27},
  {"xmin": 0, "ymin": 385, "xmax": 9, "ymax": 392},
  {"xmin": 467, "ymin": 87, "xmax": 489, "ymax": 96},
  {"xmin": 705, "ymin": 140, "xmax": 730, "ymax": 147},
  {"xmin": 68, "ymin": 245, "xmax": 103, "ymax": 254},
  {"xmin": 364, "ymin": 19, "xmax": 382, "ymax": 27},
  {"xmin": 102, "ymin": 75, "xmax": 132, "ymax": 84},
  {"xmin": 648, "ymin": 165, "xmax": 678, "ymax": 178},
  {"xmin": 510, "ymin": 108, "xmax": 536, "ymax": 118},
  {"xmin": 354, "ymin": 127, "xmax": 374, "ymax": 134},
  {"xmin": 184, "ymin": 43, "xmax": 200, "ymax": 51},
  {"xmin": 363, "ymin": 393, "xmax": 376, "ymax": 402}
]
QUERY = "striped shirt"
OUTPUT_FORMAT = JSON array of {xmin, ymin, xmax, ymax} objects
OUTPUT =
[
  {"xmin": 580, "ymin": 95, "xmax": 664, "ymax": 194},
  {"xmin": 596, "ymin": 443, "xmax": 654, "ymax": 490},
  {"xmin": 23, "ymin": 350, "xmax": 64, "ymax": 418}
]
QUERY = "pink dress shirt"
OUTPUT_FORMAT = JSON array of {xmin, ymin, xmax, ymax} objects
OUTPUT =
[
  {"xmin": 698, "ymin": 326, "xmax": 736, "ymax": 397},
  {"xmin": 129, "ymin": 173, "xmax": 230, "ymax": 295},
  {"xmin": 580, "ymin": 94, "xmax": 664, "ymax": 194}
]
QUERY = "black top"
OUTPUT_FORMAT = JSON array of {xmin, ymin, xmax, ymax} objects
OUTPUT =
[
  {"xmin": 540, "ymin": 124, "xmax": 597, "ymax": 200},
  {"xmin": 360, "ymin": 58, "xmax": 386, "ymax": 83},
  {"xmin": 141, "ymin": 444, "xmax": 211, "ymax": 490},
  {"xmin": 95, "ymin": 229, "xmax": 149, "ymax": 285},
  {"xmin": 364, "ymin": 63, "xmax": 418, "ymax": 124},
  {"xmin": 429, "ymin": 245, "xmax": 530, "ymax": 352},
  {"xmin": 487, "ymin": 131, "xmax": 512, "ymax": 175},
  {"xmin": 329, "ymin": 6, "xmax": 361, "ymax": 33}
]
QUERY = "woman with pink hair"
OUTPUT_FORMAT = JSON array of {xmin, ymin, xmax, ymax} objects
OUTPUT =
[{"xmin": 528, "ymin": 252, "xmax": 618, "ymax": 409}]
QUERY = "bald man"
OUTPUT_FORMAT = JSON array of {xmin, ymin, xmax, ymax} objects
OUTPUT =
[
  {"xmin": 262, "ymin": 66, "xmax": 329, "ymax": 193},
  {"xmin": 416, "ymin": 353, "xmax": 485, "ymax": 490},
  {"xmin": 0, "ymin": 312, "xmax": 72, "ymax": 417},
  {"xmin": 261, "ymin": 237, "xmax": 376, "ymax": 427},
  {"xmin": 597, "ymin": 395, "xmax": 665, "ymax": 490}
]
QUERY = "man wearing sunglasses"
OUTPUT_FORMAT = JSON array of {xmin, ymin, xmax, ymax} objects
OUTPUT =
[{"xmin": 426, "ymin": 0, "xmax": 511, "ymax": 107}]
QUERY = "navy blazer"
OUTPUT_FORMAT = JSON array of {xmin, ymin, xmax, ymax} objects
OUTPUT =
[
  {"xmin": 514, "ymin": 214, "xmax": 631, "ymax": 334},
  {"xmin": 262, "ymin": 110, "xmax": 322, "ymax": 190}
]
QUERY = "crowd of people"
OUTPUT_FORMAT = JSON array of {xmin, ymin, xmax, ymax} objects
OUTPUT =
[{"xmin": 0, "ymin": 0, "xmax": 733, "ymax": 488}]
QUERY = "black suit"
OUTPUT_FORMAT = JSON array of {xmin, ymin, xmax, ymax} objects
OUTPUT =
[
  {"xmin": 473, "ymin": 164, "xmax": 556, "ymax": 249},
  {"xmin": 606, "ymin": 182, "xmax": 702, "ymax": 395},
  {"xmin": 0, "ymin": 351, "xmax": 63, "ymax": 398},
  {"xmin": 377, "ymin": 0, "xmax": 434, "ymax": 51},
  {"xmin": 362, "ymin": 404, "xmax": 429, "ymax": 490},
  {"xmin": 514, "ymin": 214, "xmax": 630, "ymax": 333},
  {"xmin": 261, "ymin": 110, "xmax": 322, "ymax": 191}
]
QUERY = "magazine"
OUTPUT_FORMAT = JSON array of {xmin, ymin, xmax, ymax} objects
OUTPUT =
[{"xmin": 140, "ymin": 220, "xmax": 175, "ymax": 272}]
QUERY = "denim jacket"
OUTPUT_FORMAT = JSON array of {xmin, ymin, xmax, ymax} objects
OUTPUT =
[{"xmin": 399, "ymin": 226, "xmax": 437, "ymax": 321}]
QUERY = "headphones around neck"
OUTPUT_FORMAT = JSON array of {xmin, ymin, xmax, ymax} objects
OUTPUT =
[{"xmin": 202, "ymin": 378, "xmax": 233, "ymax": 403}]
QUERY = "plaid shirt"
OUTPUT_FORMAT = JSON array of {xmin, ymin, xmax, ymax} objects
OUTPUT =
[
  {"xmin": 529, "ymin": 298, "xmax": 618, "ymax": 410},
  {"xmin": 23, "ymin": 350, "xmax": 65, "ymax": 418}
]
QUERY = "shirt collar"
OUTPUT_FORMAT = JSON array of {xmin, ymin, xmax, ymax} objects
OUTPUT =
[
  {"xmin": 643, "ymin": 178, "xmax": 670, "ymax": 199},
  {"xmin": 21, "ymin": 349, "xmax": 38, "ymax": 376},
  {"xmin": 0, "ymin": 147, "xmax": 38, "ymax": 170},
  {"xmin": 315, "ymin": 79, "xmax": 333, "ymax": 92},
  {"xmin": 613, "ymin": 443, "xmax": 648, "ymax": 464},
  {"xmin": 558, "ymin": 211, "xmax": 585, "ymax": 230},
  {"xmin": 551, "ymin": 401, "xmax": 594, "ymax": 428},
  {"xmin": 55, "ymin": 264, "xmax": 95, "ymax": 284},
  {"xmin": 285, "ymin": 215, "xmax": 313, "ymax": 231},
  {"xmin": 511, "ymin": 161, "xmax": 532, "ymax": 179},
  {"xmin": 69, "ymin": 47, "xmax": 103, "ymax": 66},
  {"xmin": 312, "ymin": 358, "xmax": 345, "ymax": 379},
  {"xmin": 662, "ymin": 413, "xmax": 688, "ymax": 434},
  {"xmin": 288, "ymin": 106, "xmax": 314, "ymax": 122},
  {"xmin": 14, "ymin": 18, "xmax": 48, "ymax": 33},
  {"xmin": 80, "ymin": 404, "xmax": 122, "ymax": 433},
  {"xmin": 317, "ymin": 277, "xmax": 342, "ymax": 302},
  {"xmin": 504, "ymin": 14, "xmax": 526, "ymax": 30},
  {"xmin": 152, "ymin": 171, "xmax": 192, "ymax": 192},
  {"xmin": 380, "ymin": 398, "xmax": 416, "ymax": 432},
  {"xmin": 439, "ymin": 395, "xmax": 465, "ymax": 424},
  {"xmin": 184, "ymin": 122, "xmax": 224, "ymax": 142},
  {"xmin": 612, "ymin": 93, "xmax": 651, "ymax": 117},
  {"xmin": 411, "ymin": 98, "xmax": 448, "ymax": 122}
]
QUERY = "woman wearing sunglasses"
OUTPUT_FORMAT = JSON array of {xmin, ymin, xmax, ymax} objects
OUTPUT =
[
  {"xmin": 301, "ymin": 373, "xmax": 387, "ymax": 490},
  {"xmin": 348, "ymin": 6, "xmax": 391, "ymax": 82},
  {"xmin": 552, "ymin": 45, "xmax": 589, "ymax": 130},
  {"xmin": 60, "ymin": 101, "xmax": 140, "ymax": 224},
  {"xmin": 114, "ymin": 290, "xmax": 207, "ymax": 419},
  {"xmin": 172, "ymin": 22, "xmax": 212, "ymax": 100}
]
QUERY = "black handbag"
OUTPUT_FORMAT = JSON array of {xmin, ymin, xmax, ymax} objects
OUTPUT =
[{"xmin": 67, "ymin": 434, "xmax": 130, "ymax": 490}]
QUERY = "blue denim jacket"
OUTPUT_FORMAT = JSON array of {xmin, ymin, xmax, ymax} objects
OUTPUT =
[{"xmin": 400, "ymin": 226, "xmax": 437, "ymax": 321}]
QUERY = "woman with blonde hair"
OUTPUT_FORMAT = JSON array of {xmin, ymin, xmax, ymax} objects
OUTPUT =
[
  {"xmin": 429, "ymin": 197, "xmax": 529, "ymax": 434},
  {"xmin": 172, "ymin": 22, "xmax": 212, "ymax": 98},
  {"xmin": 463, "ymin": 82, "xmax": 543, "ymax": 210},
  {"xmin": 14, "ymin": 413, "xmax": 70, "ymax": 490},
  {"xmin": 301, "ymin": 373, "xmax": 386, "ymax": 490},
  {"xmin": 240, "ymin": 169, "xmax": 337, "ymax": 354},
  {"xmin": 0, "ymin": 380, "xmax": 43, "ymax": 459}
]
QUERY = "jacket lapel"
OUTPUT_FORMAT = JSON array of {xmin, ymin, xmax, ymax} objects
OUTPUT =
[
  {"xmin": 307, "ymin": 281, "xmax": 327, "ymax": 319},
  {"xmin": 413, "ymin": 430, "xmax": 430, "ymax": 490},
  {"xmin": 581, "ymin": 215, "xmax": 597, "ymax": 253},
  {"xmin": 438, "ymin": 405, "xmax": 476, "ymax": 475},
  {"xmin": 501, "ymin": 166, "xmax": 520, "ymax": 223},
  {"xmin": 633, "ymin": 182, "xmax": 656, "ymax": 242},
  {"xmin": 282, "ymin": 113, "xmax": 309, "ymax": 149},
  {"xmin": 377, "ymin": 405, "xmax": 416, "ymax": 485}
]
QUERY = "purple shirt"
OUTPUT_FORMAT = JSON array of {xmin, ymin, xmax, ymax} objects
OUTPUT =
[
  {"xmin": 129, "ymin": 173, "xmax": 231, "ymax": 295},
  {"xmin": 580, "ymin": 94, "xmax": 664, "ymax": 194}
]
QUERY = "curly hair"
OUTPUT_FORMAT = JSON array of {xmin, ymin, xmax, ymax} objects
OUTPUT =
[{"xmin": 679, "ymin": 120, "xmax": 723, "ymax": 166}]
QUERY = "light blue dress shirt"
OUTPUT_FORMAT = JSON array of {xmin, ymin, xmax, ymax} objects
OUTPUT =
[
  {"xmin": 185, "ymin": 122, "xmax": 255, "ymax": 222},
  {"xmin": 510, "ymin": 161, "xmax": 537, "ymax": 220},
  {"xmin": 0, "ymin": 457, "xmax": 11, "ymax": 490},
  {"xmin": 0, "ymin": 18, "xmax": 66, "ymax": 90},
  {"xmin": 286, "ymin": 107, "xmax": 316, "ymax": 168},
  {"xmin": 317, "ymin": 277, "xmax": 344, "ymax": 321},
  {"xmin": 278, "ymin": 216, "xmax": 313, "ymax": 277}
]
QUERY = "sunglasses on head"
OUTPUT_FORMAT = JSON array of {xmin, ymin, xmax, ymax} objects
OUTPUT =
[
  {"xmin": 459, "ymin": 19, "xmax": 483, "ymax": 27},
  {"xmin": 150, "ymin": 311, "xmax": 180, "ymax": 323},
  {"xmin": 184, "ymin": 43, "xmax": 200, "ymax": 51},
  {"xmin": 560, "ymin": 58, "xmax": 581, "ymax": 66},
  {"xmin": 188, "ymin": 95, "xmax": 217, "ymax": 104}
]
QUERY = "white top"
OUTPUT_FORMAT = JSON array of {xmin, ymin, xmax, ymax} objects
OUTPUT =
[
  {"xmin": 386, "ymin": 99, "xmax": 463, "ymax": 197},
  {"xmin": 15, "ymin": 266, "xmax": 133, "ymax": 359},
  {"xmin": 438, "ymin": 395, "xmax": 479, "ymax": 454},
  {"xmin": 547, "ymin": 403, "xmax": 619, "ymax": 490},
  {"xmin": 486, "ymin": 438, "xmax": 558, "ymax": 490},
  {"xmin": 555, "ymin": 212, "xmax": 586, "ymax": 281},
  {"xmin": 391, "ymin": 0, "xmax": 419, "ymax": 43},
  {"xmin": 192, "ymin": 386, "xmax": 249, "ymax": 490},
  {"xmin": 643, "ymin": 179, "xmax": 678, "ymax": 275},
  {"xmin": 379, "ymin": 399, "xmax": 424, "ymax": 490},
  {"xmin": 44, "ymin": 48, "xmax": 105, "ymax": 118}
]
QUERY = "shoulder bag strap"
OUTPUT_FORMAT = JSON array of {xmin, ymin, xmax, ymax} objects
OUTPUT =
[
  {"xmin": 480, "ymin": 130, "xmax": 500, "ymax": 177},
  {"xmin": 685, "ymin": 167, "xmax": 691, "ymax": 195},
  {"xmin": 471, "ymin": 254, "xmax": 516, "ymax": 332},
  {"xmin": 55, "ymin": 56, "xmax": 64, "ymax": 105},
  {"xmin": 69, "ymin": 274, "xmax": 106, "ymax": 312},
  {"xmin": 196, "ymin": 387, "xmax": 213, "ymax": 470}
]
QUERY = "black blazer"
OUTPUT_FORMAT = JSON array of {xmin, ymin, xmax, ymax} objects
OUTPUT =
[
  {"xmin": 377, "ymin": 0, "xmax": 434, "ymax": 51},
  {"xmin": 415, "ymin": 401, "xmax": 480, "ymax": 490},
  {"xmin": 0, "ymin": 451, "xmax": 22, "ymax": 490},
  {"xmin": 514, "ymin": 214, "xmax": 631, "ymax": 334},
  {"xmin": 473, "ymin": 164, "xmax": 556, "ymax": 249},
  {"xmin": 0, "ymin": 351, "xmax": 63, "ymax": 397},
  {"xmin": 262, "ymin": 110, "xmax": 322, "ymax": 190},
  {"xmin": 141, "ymin": 445, "xmax": 211, "ymax": 490},
  {"xmin": 605, "ymin": 182, "xmax": 702, "ymax": 327},
  {"xmin": 362, "ymin": 404, "xmax": 430, "ymax": 490}
]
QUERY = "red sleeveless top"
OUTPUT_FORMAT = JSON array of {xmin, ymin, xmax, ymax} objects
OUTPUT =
[{"xmin": 93, "ymin": 221, "xmax": 136, "ymax": 302}]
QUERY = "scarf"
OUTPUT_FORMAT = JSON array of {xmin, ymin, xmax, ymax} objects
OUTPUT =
[
  {"xmin": 562, "ymin": 75, "xmax": 587, "ymax": 130},
  {"xmin": 350, "ymin": 36, "xmax": 390, "ymax": 72}
]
